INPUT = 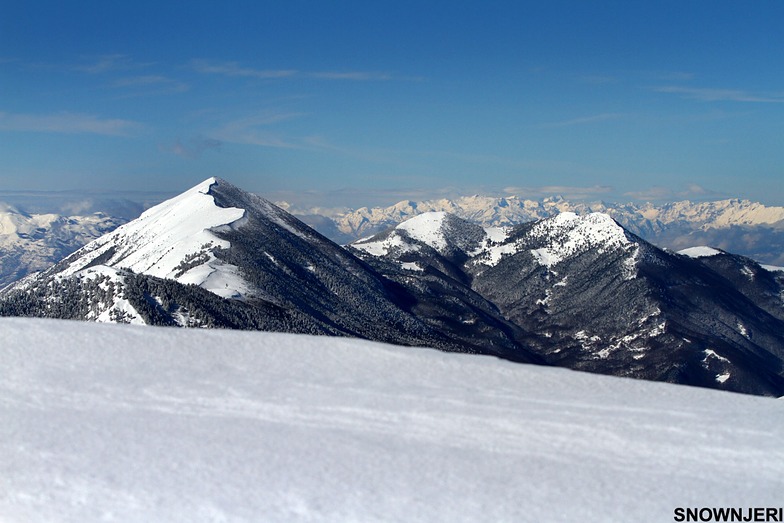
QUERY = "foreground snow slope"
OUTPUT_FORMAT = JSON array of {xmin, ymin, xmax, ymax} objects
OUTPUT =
[{"xmin": 2, "ymin": 319, "xmax": 782, "ymax": 523}]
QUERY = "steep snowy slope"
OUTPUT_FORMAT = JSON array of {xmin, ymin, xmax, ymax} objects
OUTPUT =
[
  {"xmin": 1, "ymin": 318, "xmax": 782, "ymax": 523},
  {"xmin": 48, "ymin": 177, "xmax": 250, "ymax": 299}
]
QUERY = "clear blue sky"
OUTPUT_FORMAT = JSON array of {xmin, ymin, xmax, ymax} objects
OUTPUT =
[{"xmin": 1, "ymin": 1, "xmax": 782, "ymax": 208}]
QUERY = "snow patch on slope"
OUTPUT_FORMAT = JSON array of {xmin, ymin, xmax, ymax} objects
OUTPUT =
[
  {"xmin": 679, "ymin": 246, "xmax": 722, "ymax": 258},
  {"xmin": 352, "ymin": 231, "xmax": 421, "ymax": 257}
]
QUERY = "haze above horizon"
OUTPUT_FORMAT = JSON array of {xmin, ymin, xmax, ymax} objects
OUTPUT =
[{"xmin": 1, "ymin": 1, "xmax": 782, "ymax": 208}]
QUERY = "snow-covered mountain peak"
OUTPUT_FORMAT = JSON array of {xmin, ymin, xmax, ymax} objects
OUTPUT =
[
  {"xmin": 396, "ymin": 211, "xmax": 449, "ymax": 251},
  {"xmin": 471, "ymin": 212, "xmax": 636, "ymax": 269},
  {"xmin": 352, "ymin": 212, "xmax": 450, "ymax": 257},
  {"xmin": 58, "ymin": 177, "xmax": 250, "ymax": 299},
  {"xmin": 524, "ymin": 212, "xmax": 634, "ymax": 268},
  {"xmin": 353, "ymin": 211, "xmax": 490, "ymax": 260}
]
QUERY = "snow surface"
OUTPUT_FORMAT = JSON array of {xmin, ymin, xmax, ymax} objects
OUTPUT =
[
  {"xmin": 762, "ymin": 264, "xmax": 784, "ymax": 272},
  {"xmin": 678, "ymin": 246, "xmax": 723, "ymax": 258},
  {"xmin": 2, "ymin": 318, "xmax": 783, "ymax": 523}
]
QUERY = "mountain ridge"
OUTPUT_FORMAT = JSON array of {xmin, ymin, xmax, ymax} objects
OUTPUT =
[
  {"xmin": 0, "ymin": 178, "xmax": 541, "ymax": 363},
  {"xmin": 291, "ymin": 194, "xmax": 784, "ymax": 265},
  {"xmin": 3, "ymin": 178, "xmax": 783, "ymax": 396},
  {"xmin": 350, "ymin": 209, "xmax": 784, "ymax": 396}
]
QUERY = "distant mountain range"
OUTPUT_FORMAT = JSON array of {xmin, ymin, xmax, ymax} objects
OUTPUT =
[
  {"xmin": 3, "ymin": 191, "xmax": 783, "ymax": 290},
  {"xmin": 0, "ymin": 205, "xmax": 124, "ymax": 288},
  {"xmin": 289, "ymin": 195, "xmax": 784, "ymax": 265},
  {"xmin": 3, "ymin": 178, "xmax": 783, "ymax": 396}
]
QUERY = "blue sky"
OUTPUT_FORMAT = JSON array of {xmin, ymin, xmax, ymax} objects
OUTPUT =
[{"xmin": 1, "ymin": 1, "xmax": 782, "ymax": 209}]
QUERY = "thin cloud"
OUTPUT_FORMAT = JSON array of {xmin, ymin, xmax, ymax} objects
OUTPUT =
[
  {"xmin": 111, "ymin": 75, "xmax": 190, "ymax": 95},
  {"xmin": 161, "ymin": 136, "xmax": 222, "ymax": 158},
  {"xmin": 625, "ymin": 183, "xmax": 723, "ymax": 202},
  {"xmin": 211, "ymin": 112, "xmax": 307, "ymax": 149},
  {"xmin": 73, "ymin": 54, "xmax": 154, "ymax": 74},
  {"xmin": 0, "ymin": 111, "xmax": 141, "ymax": 136},
  {"xmin": 624, "ymin": 186, "xmax": 674, "ymax": 201},
  {"xmin": 189, "ymin": 59, "xmax": 297, "ymax": 79},
  {"xmin": 111, "ymin": 75, "xmax": 178, "ymax": 87},
  {"xmin": 31, "ymin": 54, "xmax": 155, "ymax": 74},
  {"xmin": 653, "ymin": 86, "xmax": 784, "ymax": 103},
  {"xmin": 503, "ymin": 185, "xmax": 614, "ymax": 200},
  {"xmin": 190, "ymin": 59, "xmax": 406, "ymax": 82},
  {"xmin": 578, "ymin": 74, "xmax": 618, "ymax": 85},
  {"xmin": 643, "ymin": 71, "xmax": 696, "ymax": 82},
  {"xmin": 75, "ymin": 54, "xmax": 131, "ymax": 73},
  {"xmin": 541, "ymin": 113, "xmax": 625, "ymax": 128},
  {"xmin": 310, "ymin": 71, "xmax": 395, "ymax": 81}
]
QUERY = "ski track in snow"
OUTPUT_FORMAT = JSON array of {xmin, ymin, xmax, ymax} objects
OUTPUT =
[{"xmin": 1, "ymin": 318, "xmax": 783, "ymax": 523}]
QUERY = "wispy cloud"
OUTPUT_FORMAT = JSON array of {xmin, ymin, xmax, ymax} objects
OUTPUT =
[
  {"xmin": 578, "ymin": 74, "xmax": 618, "ymax": 85},
  {"xmin": 503, "ymin": 185, "xmax": 613, "ymax": 200},
  {"xmin": 189, "ymin": 59, "xmax": 405, "ymax": 82},
  {"xmin": 72, "ymin": 54, "xmax": 155, "ymax": 74},
  {"xmin": 310, "ymin": 71, "xmax": 394, "ymax": 81},
  {"xmin": 643, "ymin": 71, "xmax": 695, "ymax": 82},
  {"xmin": 541, "ymin": 113, "xmax": 626, "ymax": 128},
  {"xmin": 211, "ymin": 112, "xmax": 306, "ymax": 148},
  {"xmin": 189, "ymin": 59, "xmax": 297, "ymax": 79},
  {"xmin": 624, "ymin": 183, "xmax": 723, "ymax": 202},
  {"xmin": 31, "ymin": 54, "xmax": 155, "ymax": 75},
  {"xmin": 160, "ymin": 136, "xmax": 222, "ymax": 158},
  {"xmin": 0, "ymin": 111, "xmax": 141, "ymax": 136},
  {"xmin": 74, "ymin": 54, "xmax": 133, "ymax": 73},
  {"xmin": 110, "ymin": 75, "xmax": 190, "ymax": 96},
  {"xmin": 624, "ymin": 186, "xmax": 674, "ymax": 201},
  {"xmin": 653, "ymin": 86, "xmax": 784, "ymax": 103}
]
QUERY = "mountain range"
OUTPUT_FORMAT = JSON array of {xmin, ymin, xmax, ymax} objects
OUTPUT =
[
  {"xmin": 0, "ymin": 205, "xmax": 124, "ymax": 289},
  {"xmin": 289, "ymin": 195, "xmax": 784, "ymax": 266},
  {"xmin": 2, "ymin": 178, "xmax": 783, "ymax": 396},
  {"xmin": 4, "ymin": 190, "xmax": 783, "ymax": 290}
]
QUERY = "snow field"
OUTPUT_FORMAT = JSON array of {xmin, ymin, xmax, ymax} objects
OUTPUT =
[{"xmin": 1, "ymin": 317, "xmax": 783, "ymax": 522}]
